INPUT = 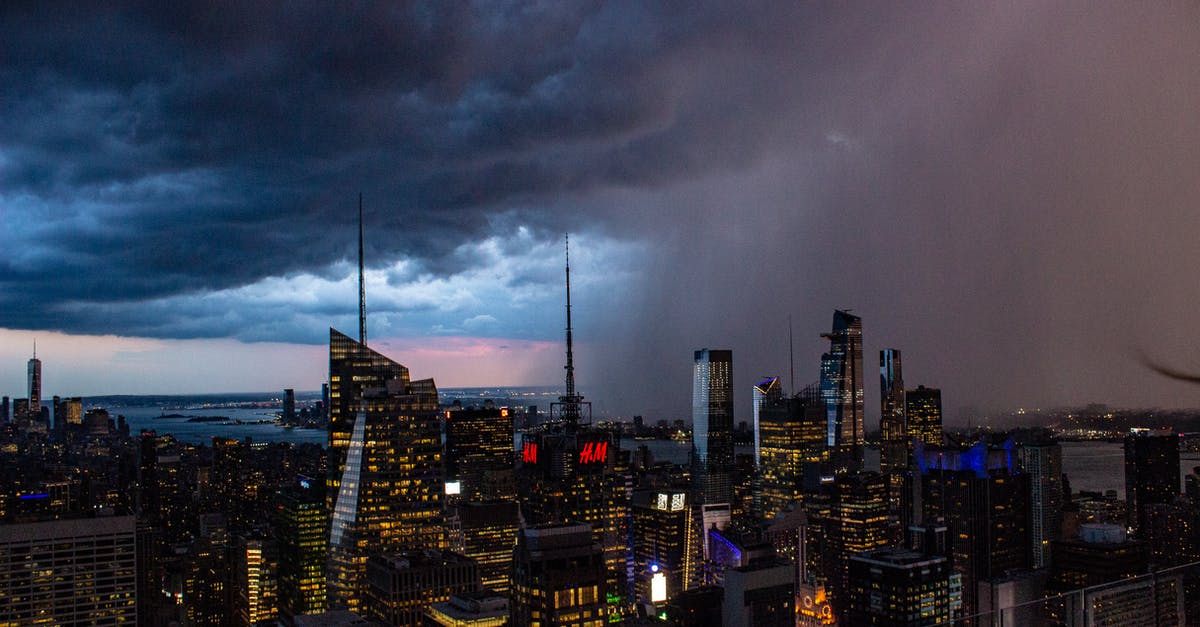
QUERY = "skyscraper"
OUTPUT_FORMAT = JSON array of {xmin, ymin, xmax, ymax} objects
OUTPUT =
[
  {"xmin": 275, "ymin": 477, "xmax": 328, "ymax": 623},
  {"xmin": 284, "ymin": 388, "xmax": 296, "ymax": 424},
  {"xmin": 693, "ymin": 348, "xmax": 734, "ymax": 505},
  {"xmin": 1016, "ymin": 432, "xmax": 1063, "ymax": 570},
  {"xmin": 905, "ymin": 386, "xmax": 943, "ymax": 447},
  {"xmin": 632, "ymin": 489, "xmax": 693, "ymax": 605},
  {"xmin": 1124, "ymin": 428, "xmax": 1180, "ymax": 536},
  {"xmin": 327, "ymin": 354, "xmax": 444, "ymax": 611},
  {"xmin": 909, "ymin": 441, "xmax": 1031, "ymax": 620},
  {"xmin": 327, "ymin": 329, "xmax": 410, "ymax": 512},
  {"xmin": 819, "ymin": 471, "xmax": 891, "ymax": 617},
  {"xmin": 879, "ymin": 349, "xmax": 906, "ymax": 475},
  {"xmin": 27, "ymin": 342, "xmax": 41, "ymax": 421},
  {"xmin": 456, "ymin": 501, "xmax": 520, "ymax": 594},
  {"xmin": 757, "ymin": 384, "xmax": 827, "ymax": 521},
  {"xmin": 445, "ymin": 404, "xmax": 516, "ymax": 501},
  {"xmin": 819, "ymin": 311, "xmax": 863, "ymax": 465}
]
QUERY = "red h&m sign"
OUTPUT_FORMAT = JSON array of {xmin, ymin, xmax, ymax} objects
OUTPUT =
[
  {"xmin": 522, "ymin": 442, "xmax": 538, "ymax": 464},
  {"xmin": 578, "ymin": 440, "xmax": 609, "ymax": 465}
]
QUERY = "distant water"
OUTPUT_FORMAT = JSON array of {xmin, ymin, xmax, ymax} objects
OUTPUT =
[
  {"xmin": 93, "ymin": 388, "xmax": 563, "ymax": 446},
  {"xmin": 113, "ymin": 405, "xmax": 327, "ymax": 445},
  {"xmin": 84, "ymin": 394, "xmax": 1199, "ymax": 498}
]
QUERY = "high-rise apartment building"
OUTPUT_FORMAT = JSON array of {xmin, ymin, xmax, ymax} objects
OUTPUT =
[
  {"xmin": 235, "ymin": 533, "xmax": 279, "ymax": 626},
  {"xmin": 511, "ymin": 523, "xmax": 607, "ymax": 626},
  {"xmin": 905, "ymin": 386, "xmax": 942, "ymax": 447},
  {"xmin": 819, "ymin": 311, "xmax": 863, "ymax": 465},
  {"xmin": 1124, "ymin": 428, "xmax": 1180, "ymax": 537},
  {"xmin": 1016, "ymin": 433, "xmax": 1063, "ymax": 570},
  {"xmin": 0, "ymin": 515, "xmax": 137, "ymax": 624},
  {"xmin": 693, "ymin": 348, "xmax": 734, "ymax": 505}
]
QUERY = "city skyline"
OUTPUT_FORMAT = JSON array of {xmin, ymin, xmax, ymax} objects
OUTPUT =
[{"xmin": 6, "ymin": 3, "xmax": 1200, "ymax": 422}]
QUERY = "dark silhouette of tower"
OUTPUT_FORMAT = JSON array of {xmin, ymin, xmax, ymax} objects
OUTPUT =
[
  {"xmin": 820, "ymin": 311, "xmax": 863, "ymax": 469},
  {"xmin": 1124, "ymin": 428, "xmax": 1180, "ymax": 537}
]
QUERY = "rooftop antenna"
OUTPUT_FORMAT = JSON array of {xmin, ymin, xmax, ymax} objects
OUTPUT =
[
  {"xmin": 553, "ymin": 234, "xmax": 589, "ymax": 430},
  {"xmin": 788, "ymin": 315, "xmax": 795, "ymax": 396},
  {"xmin": 565, "ymin": 235, "xmax": 574, "ymax": 402},
  {"xmin": 358, "ymin": 193, "xmax": 367, "ymax": 347},
  {"xmin": 32, "ymin": 339, "xmax": 36, "ymax": 360}
]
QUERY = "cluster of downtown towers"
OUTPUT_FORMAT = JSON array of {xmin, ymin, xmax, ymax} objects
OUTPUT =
[{"xmin": 313, "ymin": 307, "xmax": 969, "ymax": 625}]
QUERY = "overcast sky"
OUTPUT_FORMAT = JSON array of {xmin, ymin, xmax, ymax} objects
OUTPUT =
[{"xmin": 4, "ymin": 2, "xmax": 1200, "ymax": 426}]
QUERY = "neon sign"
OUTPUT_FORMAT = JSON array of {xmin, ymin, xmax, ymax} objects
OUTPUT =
[
  {"xmin": 522, "ymin": 442, "xmax": 538, "ymax": 464},
  {"xmin": 579, "ymin": 440, "xmax": 609, "ymax": 464}
]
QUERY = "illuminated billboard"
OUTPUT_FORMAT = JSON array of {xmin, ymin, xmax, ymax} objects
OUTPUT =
[
  {"xmin": 651, "ymin": 571, "xmax": 667, "ymax": 603},
  {"xmin": 578, "ymin": 440, "xmax": 609, "ymax": 464},
  {"xmin": 522, "ymin": 442, "xmax": 538, "ymax": 464}
]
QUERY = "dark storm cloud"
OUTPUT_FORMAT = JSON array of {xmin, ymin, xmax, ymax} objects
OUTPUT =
[
  {"xmin": 0, "ymin": 1, "xmax": 757, "ymax": 331},
  {"xmin": 5, "ymin": 2, "xmax": 1200, "ymax": 417}
]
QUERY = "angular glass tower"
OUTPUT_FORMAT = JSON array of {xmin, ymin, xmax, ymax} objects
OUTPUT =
[
  {"xmin": 326, "ymin": 329, "xmax": 443, "ymax": 611},
  {"xmin": 692, "ymin": 348, "xmax": 734, "ymax": 504},
  {"xmin": 820, "ymin": 311, "xmax": 864, "ymax": 463}
]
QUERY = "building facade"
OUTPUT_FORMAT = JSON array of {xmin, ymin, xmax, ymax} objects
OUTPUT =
[
  {"xmin": 0, "ymin": 515, "xmax": 137, "ymax": 625},
  {"xmin": 693, "ymin": 348, "xmax": 734, "ymax": 505}
]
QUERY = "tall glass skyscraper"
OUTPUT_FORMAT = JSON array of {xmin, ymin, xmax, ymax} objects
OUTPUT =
[
  {"xmin": 693, "ymin": 348, "xmax": 734, "ymax": 504},
  {"xmin": 27, "ymin": 346, "xmax": 40, "ymax": 417},
  {"xmin": 326, "ymin": 328, "xmax": 444, "ymax": 611},
  {"xmin": 820, "ymin": 311, "xmax": 864, "ymax": 461}
]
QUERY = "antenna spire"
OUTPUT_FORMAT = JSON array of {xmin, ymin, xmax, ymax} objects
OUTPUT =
[
  {"xmin": 32, "ymin": 339, "xmax": 36, "ymax": 360},
  {"xmin": 788, "ymin": 316, "xmax": 794, "ymax": 396},
  {"xmin": 558, "ymin": 234, "xmax": 583, "ymax": 428},
  {"xmin": 358, "ymin": 193, "xmax": 367, "ymax": 347},
  {"xmin": 564, "ymin": 235, "xmax": 575, "ymax": 399}
]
